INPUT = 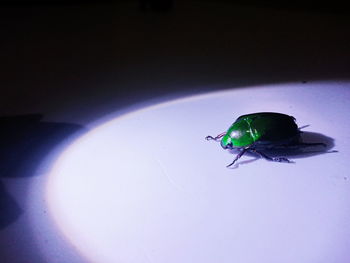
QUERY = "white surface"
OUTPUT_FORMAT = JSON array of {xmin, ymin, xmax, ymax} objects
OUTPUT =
[{"xmin": 45, "ymin": 82, "xmax": 350, "ymax": 263}]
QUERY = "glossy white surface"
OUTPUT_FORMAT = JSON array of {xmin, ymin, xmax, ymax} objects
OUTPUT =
[{"xmin": 46, "ymin": 83, "xmax": 350, "ymax": 263}]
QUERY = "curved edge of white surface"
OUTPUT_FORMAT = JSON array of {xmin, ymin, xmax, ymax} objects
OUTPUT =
[{"xmin": 30, "ymin": 81, "xmax": 350, "ymax": 263}]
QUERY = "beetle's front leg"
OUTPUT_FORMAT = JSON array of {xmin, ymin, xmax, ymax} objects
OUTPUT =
[
  {"xmin": 205, "ymin": 132, "xmax": 226, "ymax": 142},
  {"xmin": 226, "ymin": 147, "xmax": 249, "ymax": 167},
  {"xmin": 251, "ymin": 149, "xmax": 291, "ymax": 163}
]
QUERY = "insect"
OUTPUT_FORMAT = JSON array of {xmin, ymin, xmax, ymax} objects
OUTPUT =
[{"xmin": 205, "ymin": 112, "xmax": 325, "ymax": 167}]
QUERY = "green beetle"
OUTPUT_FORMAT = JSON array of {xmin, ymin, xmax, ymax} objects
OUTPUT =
[{"xmin": 206, "ymin": 112, "xmax": 325, "ymax": 167}]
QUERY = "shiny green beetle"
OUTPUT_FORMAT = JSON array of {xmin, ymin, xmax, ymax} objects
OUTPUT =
[{"xmin": 206, "ymin": 112, "xmax": 325, "ymax": 167}]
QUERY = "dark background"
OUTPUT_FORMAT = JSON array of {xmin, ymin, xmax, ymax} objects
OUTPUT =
[
  {"xmin": 0, "ymin": 0, "xmax": 349, "ymax": 125},
  {"xmin": 1, "ymin": 0, "xmax": 350, "ymax": 125},
  {"xmin": 0, "ymin": 1, "xmax": 350, "ymax": 262}
]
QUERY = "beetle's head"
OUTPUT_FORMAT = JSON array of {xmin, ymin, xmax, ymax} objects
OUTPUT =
[{"xmin": 220, "ymin": 134, "xmax": 234, "ymax": 149}]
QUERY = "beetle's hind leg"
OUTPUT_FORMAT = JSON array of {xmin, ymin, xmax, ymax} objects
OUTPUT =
[
  {"xmin": 251, "ymin": 149, "xmax": 291, "ymax": 163},
  {"xmin": 297, "ymin": 142, "xmax": 326, "ymax": 147},
  {"xmin": 205, "ymin": 132, "xmax": 226, "ymax": 142}
]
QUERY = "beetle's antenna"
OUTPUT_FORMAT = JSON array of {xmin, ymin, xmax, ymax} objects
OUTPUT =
[
  {"xmin": 205, "ymin": 132, "xmax": 226, "ymax": 141},
  {"xmin": 298, "ymin": 125, "xmax": 310, "ymax": 130}
]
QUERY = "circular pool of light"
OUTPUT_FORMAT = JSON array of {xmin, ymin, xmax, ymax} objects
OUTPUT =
[{"xmin": 45, "ymin": 82, "xmax": 350, "ymax": 263}]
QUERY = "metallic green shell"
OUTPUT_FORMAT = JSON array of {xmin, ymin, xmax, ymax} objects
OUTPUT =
[{"xmin": 221, "ymin": 112, "xmax": 298, "ymax": 148}]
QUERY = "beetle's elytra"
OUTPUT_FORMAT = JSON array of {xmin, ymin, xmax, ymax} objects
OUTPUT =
[{"xmin": 206, "ymin": 112, "xmax": 325, "ymax": 167}]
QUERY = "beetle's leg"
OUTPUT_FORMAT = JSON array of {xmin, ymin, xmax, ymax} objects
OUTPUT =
[
  {"xmin": 226, "ymin": 147, "xmax": 249, "ymax": 167},
  {"xmin": 298, "ymin": 125, "xmax": 310, "ymax": 130},
  {"xmin": 251, "ymin": 149, "xmax": 291, "ymax": 163},
  {"xmin": 205, "ymin": 132, "xmax": 226, "ymax": 142},
  {"xmin": 298, "ymin": 142, "xmax": 326, "ymax": 147}
]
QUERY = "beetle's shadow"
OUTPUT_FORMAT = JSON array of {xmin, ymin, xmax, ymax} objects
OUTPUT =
[{"xmin": 228, "ymin": 131, "xmax": 337, "ymax": 168}]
